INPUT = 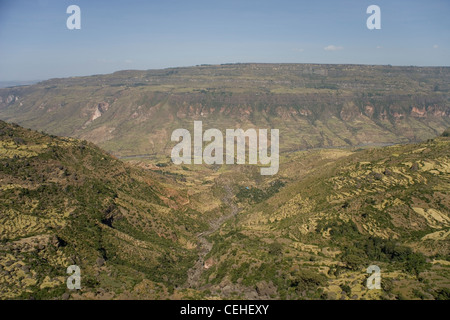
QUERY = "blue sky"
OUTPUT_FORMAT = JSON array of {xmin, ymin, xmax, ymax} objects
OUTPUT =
[{"xmin": 0, "ymin": 0, "xmax": 449, "ymax": 81}]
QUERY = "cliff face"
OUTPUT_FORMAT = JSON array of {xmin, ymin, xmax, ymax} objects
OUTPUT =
[{"xmin": 1, "ymin": 63, "xmax": 449, "ymax": 157}]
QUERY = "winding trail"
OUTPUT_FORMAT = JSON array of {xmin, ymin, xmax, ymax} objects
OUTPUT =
[{"xmin": 184, "ymin": 184, "xmax": 240, "ymax": 289}]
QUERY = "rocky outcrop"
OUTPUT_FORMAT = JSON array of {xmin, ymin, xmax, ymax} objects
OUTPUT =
[
  {"xmin": 91, "ymin": 102, "xmax": 110, "ymax": 121},
  {"xmin": 411, "ymin": 107, "xmax": 427, "ymax": 117}
]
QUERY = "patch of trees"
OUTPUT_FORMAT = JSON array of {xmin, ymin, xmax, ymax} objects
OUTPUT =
[
  {"xmin": 316, "ymin": 219, "xmax": 430, "ymax": 275},
  {"xmin": 442, "ymin": 128, "xmax": 450, "ymax": 137},
  {"xmin": 236, "ymin": 179, "xmax": 285, "ymax": 204}
]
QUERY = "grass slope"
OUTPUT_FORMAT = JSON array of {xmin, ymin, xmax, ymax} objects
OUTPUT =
[
  {"xmin": 0, "ymin": 120, "xmax": 207, "ymax": 299},
  {"xmin": 201, "ymin": 135, "xmax": 450, "ymax": 300}
]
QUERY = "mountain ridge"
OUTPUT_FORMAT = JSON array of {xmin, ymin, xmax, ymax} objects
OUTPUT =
[{"xmin": 0, "ymin": 63, "xmax": 449, "ymax": 159}]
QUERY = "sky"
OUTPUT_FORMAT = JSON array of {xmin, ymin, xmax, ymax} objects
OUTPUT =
[{"xmin": 0, "ymin": 0, "xmax": 449, "ymax": 81}]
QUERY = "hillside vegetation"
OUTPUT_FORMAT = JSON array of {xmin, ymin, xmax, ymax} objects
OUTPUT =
[
  {"xmin": 198, "ymin": 135, "xmax": 450, "ymax": 300},
  {"xmin": 0, "ymin": 63, "xmax": 449, "ymax": 300},
  {"xmin": 0, "ymin": 121, "xmax": 449, "ymax": 300},
  {"xmin": 0, "ymin": 120, "xmax": 208, "ymax": 299}
]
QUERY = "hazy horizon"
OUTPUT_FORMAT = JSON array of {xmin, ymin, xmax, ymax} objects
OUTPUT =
[{"xmin": 1, "ymin": 0, "xmax": 449, "ymax": 81}]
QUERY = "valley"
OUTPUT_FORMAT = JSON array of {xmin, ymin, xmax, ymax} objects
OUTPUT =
[
  {"xmin": 0, "ymin": 63, "xmax": 449, "ymax": 300},
  {"xmin": 185, "ymin": 184, "xmax": 240, "ymax": 290}
]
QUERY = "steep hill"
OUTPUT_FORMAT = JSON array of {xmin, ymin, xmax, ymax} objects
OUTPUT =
[
  {"xmin": 0, "ymin": 120, "xmax": 209, "ymax": 299},
  {"xmin": 199, "ymin": 134, "xmax": 450, "ymax": 300},
  {"xmin": 0, "ymin": 64, "xmax": 449, "ymax": 159}
]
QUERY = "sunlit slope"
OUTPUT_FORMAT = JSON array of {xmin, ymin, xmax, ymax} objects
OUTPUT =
[
  {"xmin": 0, "ymin": 120, "xmax": 207, "ymax": 299},
  {"xmin": 0, "ymin": 120, "xmax": 449, "ymax": 300},
  {"xmin": 202, "ymin": 135, "xmax": 450, "ymax": 300}
]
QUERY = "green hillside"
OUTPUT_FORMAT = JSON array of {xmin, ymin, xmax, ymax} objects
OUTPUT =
[
  {"xmin": 199, "ymin": 135, "xmax": 450, "ymax": 300},
  {"xmin": 0, "ymin": 94, "xmax": 449, "ymax": 299},
  {"xmin": 0, "ymin": 120, "xmax": 209, "ymax": 299}
]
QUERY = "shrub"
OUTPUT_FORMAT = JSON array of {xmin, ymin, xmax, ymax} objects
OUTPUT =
[
  {"xmin": 340, "ymin": 284, "xmax": 352, "ymax": 295},
  {"xmin": 268, "ymin": 242, "xmax": 283, "ymax": 256},
  {"xmin": 342, "ymin": 254, "xmax": 366, "ymax": 270},
  {"xmin": 289, "ymin": 269, "xmax": 327, "ymax": 291},
  {"xmin": 433, "ymin": 287, "xmax": 450, "ymax": 300},
  {"xmin": 442, "ymin": 128, "xmax": 450, "ymax": 137}
]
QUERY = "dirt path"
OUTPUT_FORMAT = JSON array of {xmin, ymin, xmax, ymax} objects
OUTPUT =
[{"xmin": 184, "ymin": 184, "xmax": 240, "ymax": 289}]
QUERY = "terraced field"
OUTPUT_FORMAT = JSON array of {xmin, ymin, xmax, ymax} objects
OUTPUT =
[{"xmin": 0, "ymin": 103, "xmax": 449, "ymax": 300}]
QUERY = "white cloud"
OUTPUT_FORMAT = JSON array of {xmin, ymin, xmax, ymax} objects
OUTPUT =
[
  {"xmin": 293, "ymin": 48, "xmax": 305, "ymax": 53},
  {"xmin": 376, "ymin": 46, "xmax": 382, "ymax": 49},
  {"xmin": 433, "ymin": 45, "xmax": 439, "ymax": 49},
  {"xmin": 124, "ymin": 59, "xmax": 133, "ymax": 64},
  {"xmin": 324, "ymin": 45, "xmax": 343, "ymax": 51}
]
